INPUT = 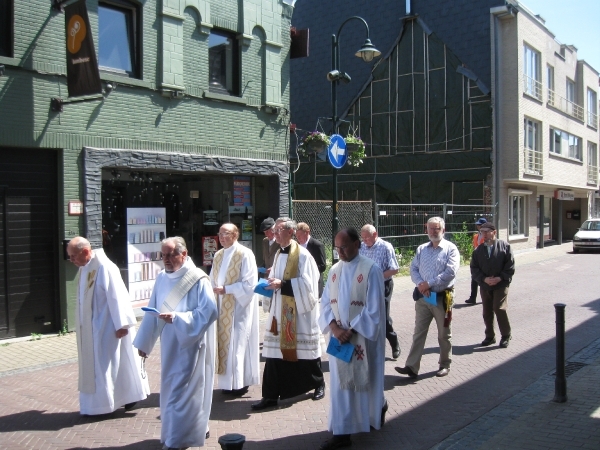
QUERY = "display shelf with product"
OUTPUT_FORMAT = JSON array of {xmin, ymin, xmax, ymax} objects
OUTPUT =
[{"xmin": 126, "ymin": 207, "xmax": 166, "ymax": 303}]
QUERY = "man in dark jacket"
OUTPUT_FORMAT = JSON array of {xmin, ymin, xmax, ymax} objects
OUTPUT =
[
  {"xmin": 470, "ymin": 222, "xmax": 515, "ymax": 348},
  {"xmin": 296, "ymin": 222, "xmax": 327, "ymax": 297}
]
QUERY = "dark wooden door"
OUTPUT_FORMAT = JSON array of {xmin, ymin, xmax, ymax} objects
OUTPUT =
[{"xmin": 0, "ymin": 148, "xmax": 59, "ymax": 339}]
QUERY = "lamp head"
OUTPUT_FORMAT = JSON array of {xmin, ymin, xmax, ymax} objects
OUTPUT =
[{"xmin": 355, "ymin": 39, "xmax": 381, "ymax": 62}]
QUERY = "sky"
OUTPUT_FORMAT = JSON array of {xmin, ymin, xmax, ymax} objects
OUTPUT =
[{"xmin": 519, "ymin": 0, "xmax": 600, "ymax": 72}]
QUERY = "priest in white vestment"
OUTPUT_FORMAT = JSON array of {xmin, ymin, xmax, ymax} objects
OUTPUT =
[
  {"xmin": 318, "ymin": 228, "xmax": 386, "ymax": 450},
  {"xmin": 67, "ymin": 237, "xmax": 149, "ymax": 416},
  {"xmin": 251, "ymin": 217, "xmax": 325, "ymax": 411},
  {"xmin": 134, "ymin": 237, "xmax": 218, "ymax": 450},
  {"xmin": 210, "ymin": 223, "xmax": 260, "ymax": 396}
]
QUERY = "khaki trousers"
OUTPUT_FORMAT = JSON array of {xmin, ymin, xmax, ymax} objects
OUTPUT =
[
  {"xmin": 480, "ymin": 286, "xmax": 511, "ymax": 339},
  {"xmin": 405, "ymin": 297, "xmax": 452, "ymax": 373}
]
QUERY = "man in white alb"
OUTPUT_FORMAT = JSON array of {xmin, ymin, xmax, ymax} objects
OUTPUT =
[
  {"xmin": 251, "ymin": 217, "xmax": 325, "ymax": 410},
  {"xmin": 134, "ymin": 237, "xmax": 218, "ymax": 449},
  {"xmin": 210, "ymin": 223, "xmax": 260, "ymax": 397},
  {"xmin": 318, "ymin": 228, "xmax": 386, "ymax": 449},
  {"xmin": 67, "ymin": 236, "xmax": 149, "ymax": 416}
]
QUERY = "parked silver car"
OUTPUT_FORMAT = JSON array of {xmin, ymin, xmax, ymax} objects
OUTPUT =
[{"xmin": 573, "ymin": 219, "xmax": 600, "ymax": 253}]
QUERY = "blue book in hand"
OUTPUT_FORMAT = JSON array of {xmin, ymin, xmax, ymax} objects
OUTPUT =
[
  {"xmin": 141, "ymin": 306, "xmax": 160, "ymax": 317},
  {"xmin": 326, "ymin": 336, "xmax": 355, "ymax": 363},
  {"xmin": 253, "ymin": 278, "xmax": 273, "ymax": 298}
]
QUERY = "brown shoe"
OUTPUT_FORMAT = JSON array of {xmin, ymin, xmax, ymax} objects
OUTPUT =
[{"xmin": 395, "ymin": 366, "xmax": 417, "ymax": 379}]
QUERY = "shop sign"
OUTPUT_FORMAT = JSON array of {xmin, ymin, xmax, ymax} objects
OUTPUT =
[
  {"xmin": 554, "ymin": 190, "xmax": 575, "ymax": 201},
  {"xmin": 65, "ymin": 0, "xmax": 102, "ymax": 97}
]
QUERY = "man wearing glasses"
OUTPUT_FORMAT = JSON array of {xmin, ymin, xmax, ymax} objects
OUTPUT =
[
  {"xmin": 251, "ymin": 217, "xmax": 325, "ymax": 410},
  {"xmin": 470, "ymin": 222, "xmax": 515, "ymax": 348},
  {"xmin": 134, "ymin": 237, "xmax": 218, "ymax": 449},
  {"xmin": 210, "ymin": 223, "xmax": 260, "ymax": 397},
  {"xmin": 318, "ymin": 228, "xmax": 386, "ymax": 450},
  {"xmin": 395, "ymin": 217, "xmax": 459, "ymax": 379}
]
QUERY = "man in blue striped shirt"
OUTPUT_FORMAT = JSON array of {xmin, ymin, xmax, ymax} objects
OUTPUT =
[
  {"xmin": 395, "ymin": 217, "xmax": 460, "ymax": 379},
  {"xmin": 360, "ymin": 224, "xmax": 400, "ymax": 359}
]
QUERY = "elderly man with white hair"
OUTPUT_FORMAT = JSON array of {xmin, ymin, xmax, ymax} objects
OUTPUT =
[
  {"xmin": 134, "ymin": 237, "xmax": 218, "ymax": 449},
  {"xmin": 395, "ymin": 217, "xmax": 459, "ymax": 379},
  {"xmin": 67, "ymin": 236, "xmax": 149, "ymax": 416}
]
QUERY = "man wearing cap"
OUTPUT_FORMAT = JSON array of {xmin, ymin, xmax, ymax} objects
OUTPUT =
[
  {"xmin": 470, "ymin": 222, "xmax": 515, "ymax": 348},
  {"xmin": 260, "ymin": 217, "xmax": 280, "ymax": 276},
  {"xmin": 465, "ymin": 218, "xmax": 487, "ymax": 304}
]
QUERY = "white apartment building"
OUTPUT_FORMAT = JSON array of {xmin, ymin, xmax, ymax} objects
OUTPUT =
[{"xmin": 491, "ymin": 2, "xmax": 599, "ymax": 251}]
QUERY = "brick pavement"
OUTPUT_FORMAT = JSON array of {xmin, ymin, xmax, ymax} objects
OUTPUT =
[{"xmin": 1, "ymin": 243, "xmax": 599, "ymax": 449}]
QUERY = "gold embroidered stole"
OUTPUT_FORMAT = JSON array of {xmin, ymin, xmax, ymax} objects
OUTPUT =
[
  {"xmin": 76, "ymin": 253, "xmax": 101, "ymax": 394},
  {"xmin": 279, "ymin": 240, "xmax": 300, "ymax": 362},
  {"xmin": 328, "ymin": 256, "xmax": 374, "ymax": 391},
  {"xmin": 212, "ymin": 246, "xmax": 244, "ymax": 374}
]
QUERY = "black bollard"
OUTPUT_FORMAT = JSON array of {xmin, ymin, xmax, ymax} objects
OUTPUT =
[
  {"xmin": 218, "ymin": 433, "xmax": 245, "ymax": 450},
  {"xmin": 553, "ymin": 303, "xmax": 567, "ymax": 403}
]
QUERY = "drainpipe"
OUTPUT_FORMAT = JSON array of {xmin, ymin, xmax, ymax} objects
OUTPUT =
[{"xmin": 492, "ymin": 11, "xmax": 503, "ymax": 237}]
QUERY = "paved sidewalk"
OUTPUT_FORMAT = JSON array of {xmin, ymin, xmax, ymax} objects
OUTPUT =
[{"xmin": 1, "ymin": 242, "xmax": 599, "ymax": 450}]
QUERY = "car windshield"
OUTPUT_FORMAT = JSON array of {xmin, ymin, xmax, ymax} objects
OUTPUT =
[{"xmin": 580, "ymin": 221, "xmax": 600, "ymax": 231}]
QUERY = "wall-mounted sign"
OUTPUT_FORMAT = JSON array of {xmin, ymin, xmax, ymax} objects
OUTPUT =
[
  {"xmin": 68, "ymin": 200, "xmax": 83, "ymax": 215},
  {"xmin": 554, "ymin": 190, "xmax": 575, "ymax": 201}
]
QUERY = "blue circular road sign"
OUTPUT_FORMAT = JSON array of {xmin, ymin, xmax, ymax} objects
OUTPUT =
[{"xmin": 328, "ymin": 134, "xmax": 347, "ymax": 169}]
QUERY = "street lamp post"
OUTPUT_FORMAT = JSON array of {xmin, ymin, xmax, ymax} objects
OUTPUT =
[{"xmin": 329, "ymin": 16, "xmax": 380, "ymax": 262}]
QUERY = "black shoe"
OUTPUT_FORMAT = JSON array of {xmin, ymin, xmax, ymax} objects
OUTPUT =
[
  {"xmin": 481, "ymin": 337, "xmax": 496, "ymax": 346},
  {"xmin": 250, "ymin": 398, "xmax": 278, "ymax": 410},
  {"xmin": 231, "ymin": 386, "xmax": 249, "ymax": 397},
  {"xmin": 319, "ymin": 435, "xmax": 352, "ymax": 450},
  {"xmin": 221, "ymin": 389, "xmax": 233, "ymax": 395},
  {"xmin": 499, "ymin": 336, "xmax": 512, "ymax": 348},
  {"xmin": 124, "ymin": 402, "xmax": 137, "ymax": 411},
  {"xmin": 436, "ymin": 367, "xmax": 450, "ymax": 377},
  {"xmin": 380, "ymin": 399, "xmax": 388, "ymax": 426},
  {"xmin": 395, "ymin": 366, "xmax": 417, "ymax": 379},
  {"xmin": 313, "ymin": 382, "xmax": 326, "ymax": 401},
  {"xmin": 392, "ymin": 346, "xmax": 400, "ymax": 359},
  {"xmin": 465, "ymin": 298, "xmax": 476, "ymax": 304},
  {"xmin": 205, "ymin": 431, "xmax": 210, "ymax": 439}
]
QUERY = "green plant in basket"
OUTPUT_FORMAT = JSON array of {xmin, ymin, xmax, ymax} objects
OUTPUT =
[
  {"xmin": 300, "ymin": 131, "xmax": 330, "ymax": 156},
  {"xmin": 345, "ymin": 135, "xmax": 366, "ymax": 167}
]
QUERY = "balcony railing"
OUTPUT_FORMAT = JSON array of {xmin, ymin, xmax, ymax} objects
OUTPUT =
[
  {"xmin": 547, "ymin": 89, "xmax": 584, "ymax": 121},
  {"xmin": 523, "ymin": 74, "xmax": 542, "ymax": 101},
  {"xmin": 588, "ymin": 164, "xmax": 598, "ymax": 185},
  {"xmin": 587, "ymin": 110, "xmax": 598, "ymax": 129},
  {"xmin": 524, "ymin": 147, "xmax": 543, "ymax": 176}
]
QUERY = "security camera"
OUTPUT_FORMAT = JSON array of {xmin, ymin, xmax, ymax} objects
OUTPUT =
[{"xmin": 326, "ymin": 70, "xmax": 351, "ymax": 84}]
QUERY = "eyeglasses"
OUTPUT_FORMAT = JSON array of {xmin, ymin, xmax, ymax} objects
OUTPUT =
[
  {"xmin": 218, "ymin": 232, "xmax": 233, "ymax": 237},
  {"xmin": 161, "ymin": 252, "xmax": 180, "ymax": 259},
  {"xmin": 427, "ymin": 227, "xmax": 442, "ymax": 232},
  {"xmin": 274, "ymin": 228, "xmax": 288, "ymax": 235},
  {"xmin": 334, "ymin": 245, "xmax": 349, "ymax": 252}
]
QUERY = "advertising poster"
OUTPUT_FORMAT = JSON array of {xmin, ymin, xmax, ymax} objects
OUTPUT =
[{"xmin": 202, "ymin": 236, "xmax": 219, "ymax": 266}]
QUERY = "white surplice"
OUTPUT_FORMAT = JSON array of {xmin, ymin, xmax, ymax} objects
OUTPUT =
[
  {"xmin": 77, "ymin": 250, "xmax": 150, "ymax": 415},
  {"xmin": 262, "ymin": 245, "xmax": 321, "ymax": 359},
  {"xmin": 133, "ymin": 258, "xmax": 218, "ymax": 449},
  {"xmin": 319, "ymin": 255, "xmax": 386, "ymax": 434},
  {"xmin": 210, "ymin": 242, "xmax": 260, "ymax": 390}
]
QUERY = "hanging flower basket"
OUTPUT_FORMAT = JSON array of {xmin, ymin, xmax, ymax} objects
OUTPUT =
[
  {"xmin": 300, "ymin": 131, "xmax": 330, "ymax": 155},
  {"xmin": 345, "ymin": 135, "xmax": 366, "ymax": 167}
]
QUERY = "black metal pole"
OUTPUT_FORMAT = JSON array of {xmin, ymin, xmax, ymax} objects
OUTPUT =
[
  {"xmin": 331, "ymin": 33, "xmax": 339, "ymax": 263},
  {"xmin": 553, "ymin": 303, "xmax": 567, "ymax": 403},
  {"xmin": 538, "ymin": 195, "xmax": 544, "ymax": 249}
]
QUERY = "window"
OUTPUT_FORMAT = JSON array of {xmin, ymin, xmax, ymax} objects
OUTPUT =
[
  {"xmin": 546, "ymin": 65, "xmax": 554, "ymax": 105},
  {"xmin": 550, "ymin": 128, "xmax": 582, "ymax": 161},
  {"xmin": 588, "ymin": 142, "xmax": 598, "ymax": 184},
  {"xmin": 523, "ymin": 45, "xmax": 541, "ymax": 100},
  {"xmin": 524, "ymin": 118, "xmax": 542, "ymax": 175},
  {"xmin": 208, "ymin": 29, "xmax": 240, "ymax": 96},
  {"xmin": 98, "ymin": 0, "xmax": 140, "ymax": 78},
  {"xmin": 509, "ymin": 195, "xmax": 526, "ymax": 236},
  {"xmin": 0, "ymin": 0, "xmax": 12, "ymax": 57},
  {"xmin": 587, "ymin": 89, "xmax": 598, "ymax": 128},
  {"xmin": 566, "ymin": 79, "xmax": 575, "ymax": 103}
]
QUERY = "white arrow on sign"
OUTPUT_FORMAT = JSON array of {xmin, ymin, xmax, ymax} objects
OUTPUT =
[{"xmin": 330, "ymin": 140, "xmax": 345, "ymax": 163}]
